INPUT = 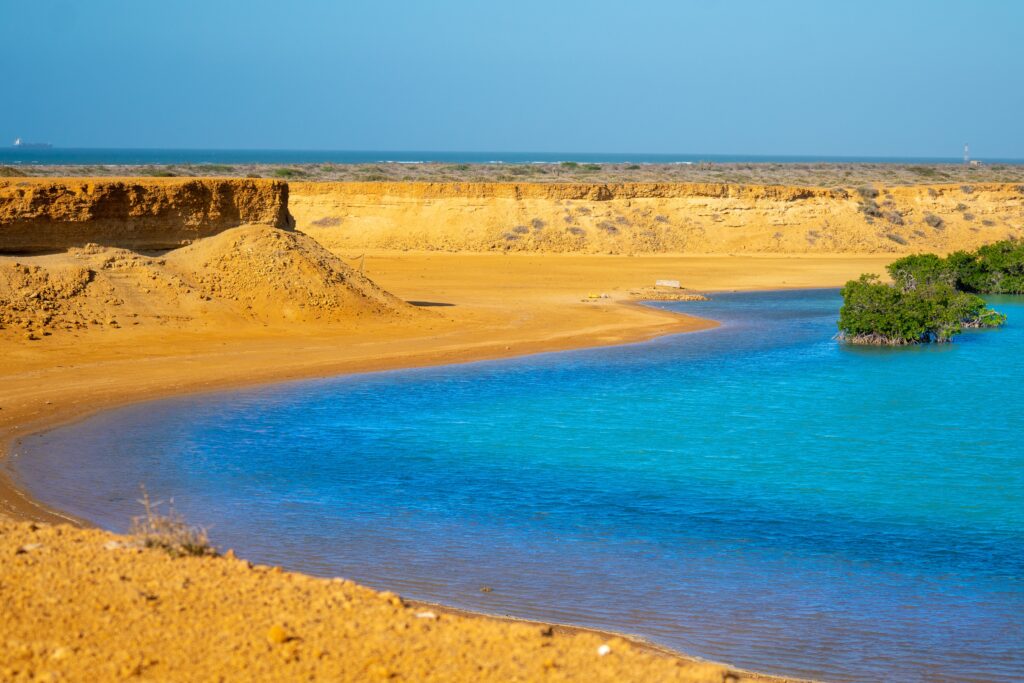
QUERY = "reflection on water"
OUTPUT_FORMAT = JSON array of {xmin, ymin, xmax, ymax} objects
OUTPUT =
[{"xmin": 13, "ymin": 290, "xmax": 1024, "ymax": 682}]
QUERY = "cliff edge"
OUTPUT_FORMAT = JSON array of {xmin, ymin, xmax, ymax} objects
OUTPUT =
[{"xmin": 0, "ymin": 178, "xmax": 292, "ymax": 253}]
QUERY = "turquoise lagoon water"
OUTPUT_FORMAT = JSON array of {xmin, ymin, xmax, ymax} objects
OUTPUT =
[{"xmin": 11, "ymin": 290, "xmax": 1023, "ymax": 682}]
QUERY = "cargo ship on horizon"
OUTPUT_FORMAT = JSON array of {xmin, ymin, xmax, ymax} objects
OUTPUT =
[{"xmin": 12, "ymin": 137, "xmax": 53, "ymax": 149}]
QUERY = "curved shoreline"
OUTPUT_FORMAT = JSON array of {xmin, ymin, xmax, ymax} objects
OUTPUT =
[
  {"xmin": 0, "ymin": 300, "xmax": 820, "ymax": 681},
  {"xmin": 0, "ymin": 299, "xmax": 715, "ymax": 524}
]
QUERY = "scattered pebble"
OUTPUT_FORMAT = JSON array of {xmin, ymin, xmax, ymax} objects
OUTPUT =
[
  {"xmin": 597, "ymin": 643, "xmax": 612, "ymax": 657},
  {"xmin": 266, "ymin": 624, "xmax": 291, "ymax": 644},
  {"xmin": 16, "ymin": 543, "xmax": 43, "ymax": 554},
  {"xmin": 414, "ymin": 611, "xmax": 437, "ymax": 620}
]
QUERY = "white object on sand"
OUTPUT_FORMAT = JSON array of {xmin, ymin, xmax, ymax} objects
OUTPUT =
[{"xmin": 655, "ymin": 279, "xmax": 681, "ymax": 289}]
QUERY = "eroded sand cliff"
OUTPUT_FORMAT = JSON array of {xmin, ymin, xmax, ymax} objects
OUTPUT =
[
  {"xmin": 0, "ymin": 178, "xmax": 292, "ymax": 253},
  {"xmin": 290, "ymin": 181, "xmax": 1024, "ymax": 255}
]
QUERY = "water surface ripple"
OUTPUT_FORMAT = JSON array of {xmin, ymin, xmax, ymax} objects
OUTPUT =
[{"xmin": 13, "ymin": 290, "xmax": 1024, "ymax": 682}]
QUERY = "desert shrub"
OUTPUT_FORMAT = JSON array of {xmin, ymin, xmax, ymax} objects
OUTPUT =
[
  {"xmin": 960, "ymin": 185, "xmax": 974, "ymax": 194},
  {"xmin": 885, "ymin": 232, "xmax": 908, "ymax": 245},
  {"xmin": 576, "ymin": 206, "xmax": 591, "ymax": 215},
  {"xmin": 502, "ymin": 232, "xmax": 520, "ymax": 241},
  {"xmin": 597, "ymin": 221, "xmax": 618, "ymax": 234},
  {"xmin": 982, "ymin": 219, "xmax": 996, "ymax": 227},
  {"xmin": 511, "ymin": 225, "xmax": 529, "ymax": 234},
  {"xmin": 567, "ymin": 226, "xmax": 586, "ymax": 236},
  {"xmin": 859, "ymin": 198, "xmax": 882, "ymax": 218},
  {"xmin": 923, "ymin": 213, "xmax": 944, "ymax": 229},
  {"xmin": 963, "ymin": 213, "xmax": 975, "ymax": 221},
  {"xmin": 560, "ymin": 161, "xmax": 579, "ymax": 169},
  {"xmin": 273, "ymin": 168, "xmax": 303, "ymax": 178},
  {"xmin": 131, "ymin": 487, "xmax": 215, "ymax": 557},
  {"xmin": 0, "ymin": 166, "xmax": 29, "ymax": 177},
  {"xmin": 626, "ymin": 164, "xmax": 641, "ymax": 170},
  {"xmin": 563, "ymin": 214, "xmax": 575, "ymax": 224},
  {"xmin": 530, "ymin": 218, "xmax": 546, "ymax": 231},
  {"xmin": 955, "ymin": 203, "xmax": 969, "ymax": 211},
  {"xmin": 195, "ymin": 164, "xmax": 234, "ymax": 173},
  {"xmin": 614, "ymin": 215, "xmax": 629, "ymax": 225},
  {"xmin": 927, "ymin": 188, "xmax": 939, "ymax": 198},
  {"xmin": 856, "ymin": 186, "xmax": 879, "ymax": 199},
  {"xmin": 908, "ymin": 166, "xmax": 939, "ymax": 178},
  {"xmin": 884, "ymin": 211, "xmax": 905, "ymax": 225},
  {"xmin": 654, "ymin": 214, "xmax": 669, "ymax": 223},
  {"xmin": 311, "ymin": 216, "xmax": 342, "ymax": 227}
]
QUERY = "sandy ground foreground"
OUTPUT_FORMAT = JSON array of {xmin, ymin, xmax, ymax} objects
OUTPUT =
[
  {"xmin": 0, "ymin": 521, "xmax": 803, "ymax": 682},
  {"xmin": 0, "ymin": 250, "xmax": 888, "ymax": 681}
]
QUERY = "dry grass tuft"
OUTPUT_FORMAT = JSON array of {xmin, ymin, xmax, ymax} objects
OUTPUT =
[{"xmin": 130, "ymin": 487, "xmax": 216, "ymax": 557}]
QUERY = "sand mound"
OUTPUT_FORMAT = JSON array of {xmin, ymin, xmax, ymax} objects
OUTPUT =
[
  {"xmin": 165, "ymin": 225, "xmax": 409, "ymax": 322},
  {"xmin": 0, "ymin": 262, "xmax": 95, "ymax": 336},
  {"xmin": 0, "ymin": 226, "xmax": 412, "ymax": 338}
]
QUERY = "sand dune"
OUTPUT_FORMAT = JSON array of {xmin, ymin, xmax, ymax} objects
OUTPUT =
[{"xmin": 0, "ymin": 225, "xmax": 413, "ymax": 340}]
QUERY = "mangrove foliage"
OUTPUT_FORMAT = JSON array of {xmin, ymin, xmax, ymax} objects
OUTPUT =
[{"xmin": 838, "ymin": 240, "xmax": 1018, "ymax": 345}]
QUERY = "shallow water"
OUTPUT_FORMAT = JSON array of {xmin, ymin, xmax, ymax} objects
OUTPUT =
[{"xmin": 12, "ymin": 290, "xmax": 1024, "ymax": 682}]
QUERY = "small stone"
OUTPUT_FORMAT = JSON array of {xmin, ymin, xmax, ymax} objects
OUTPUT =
[
  {"xmin": 414, "ymin": 611, "xmax": 437, "ymax": 620},
  {"xmin": 266, "ymin": 624, "xmax": 291, "ymax": 644},
  {"xmin": 50, "ymin": 646, "xmax": 72, "ymax": 661},
  {"xmin": 379, "ymin": 591, "xmax": 402, "ymax": 607},
  {"xmin": 597, "ymin": 643, "xmax": 612, "ymax": 656},
  {"xmin": 16, "ymin": 543, "xmax": 43, "ymax": 554},
  {"xmin": 103, "ymin": 541, "xmax": 125, "ymax": 551}
]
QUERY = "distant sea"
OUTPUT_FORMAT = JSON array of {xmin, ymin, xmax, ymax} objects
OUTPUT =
[{"xmin": 2, "ymin": 148, "xmax": 1023, "ymax": 166}]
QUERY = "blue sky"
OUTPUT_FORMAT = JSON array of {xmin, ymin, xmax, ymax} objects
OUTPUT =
[{"xmin": 2, "ymin": 0, "xmax": 1022, "ymax": 157}]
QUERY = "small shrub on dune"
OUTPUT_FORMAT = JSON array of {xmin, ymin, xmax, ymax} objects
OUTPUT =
[{"xmin": 131, "ymin": 487, "xmax": 215, "ymax": 557}]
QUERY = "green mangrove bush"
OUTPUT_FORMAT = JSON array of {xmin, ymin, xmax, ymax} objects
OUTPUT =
[{"xmin": 838, "ymin": 240, "xmax": 1019, "ymax": 345}]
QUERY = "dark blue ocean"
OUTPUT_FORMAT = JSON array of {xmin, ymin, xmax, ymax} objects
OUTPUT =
[
  {"xmin": 11, "ymin": 290, "xmax": 1024, "ymax": 682},
  {"xmin": 2, "ymin": 148, "xmax": 1023, "ymax": 166}
]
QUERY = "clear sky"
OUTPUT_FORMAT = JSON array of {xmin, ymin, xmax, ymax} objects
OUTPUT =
[{"xmin": 2, "ymin": 0, "xmax": 1022, "ymax": 158}]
